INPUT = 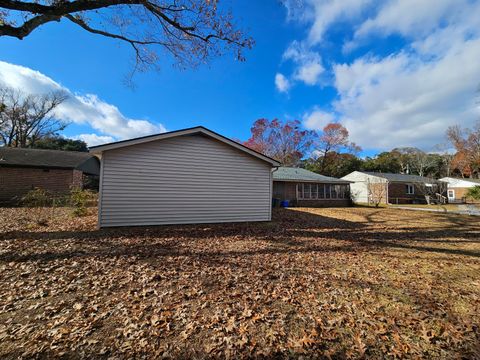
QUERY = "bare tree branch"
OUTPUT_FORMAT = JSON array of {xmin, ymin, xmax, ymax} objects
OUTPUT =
[
  {"xmin": 0, "ymin": 86, "xmax": 68, "ymax": 147},
  {"xmin": 0, "ymin": 0, "xmax": 253, "ymax": 74}
]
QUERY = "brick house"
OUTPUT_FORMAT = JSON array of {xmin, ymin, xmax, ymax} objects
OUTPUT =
[
  {"xmin": 0, "ymin": 148, "xmax": 100, "ymax": 204},
  {"xmin": 342, "ymin": 171, "xmax": 441, "ymax": 205},
  {"xmin": 272, "ymin": 167, "xmax": 352, "ymax": 207},
  {"xmin": 439, "ymin": 177, "xmax": 480, "ymax": 203}
]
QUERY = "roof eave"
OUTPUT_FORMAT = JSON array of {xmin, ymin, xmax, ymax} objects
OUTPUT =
[{"xmin": 273, "ymin": 178, "xmax": 352, "ymax": 184}]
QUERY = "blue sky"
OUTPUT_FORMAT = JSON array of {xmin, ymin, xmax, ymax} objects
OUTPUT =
[{"xmin": 1, "ymin": 0, "xmax": 480, "ymax": 155}]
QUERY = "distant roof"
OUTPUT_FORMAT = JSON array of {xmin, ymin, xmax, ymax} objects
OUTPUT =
[
  {"xmin": 362, "ymin": 171, "xmax": 435, "ymax": 183},
  {"xmin": 89, "ymin": 126, "xmax": 281, "ymax": 166},
  {"xmin": 0, "ymin": 147, "xmax": 100, "ymax": 175},
  {"xmin": 273, "ymin": 167, "xmax": 351, "ymax": 183},
  {"xmin": 439, "ymin": 177, "xmax": 480, "ymax": 184}
]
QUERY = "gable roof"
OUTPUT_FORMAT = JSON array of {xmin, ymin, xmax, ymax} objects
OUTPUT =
[
  {"xmin": 89, "ymin": 126, "xmax": 281, "ymax": 166},
  {"xmin": 0, "ymin": 147, "xmax": 100, "ymax": 175},
  {"xmin": 360, "ymin": 171, "xmax": 435, "ymax": 183},
  {"xmin": 273, "ymin": 167, "xmax": 351, "ymax": 183}
]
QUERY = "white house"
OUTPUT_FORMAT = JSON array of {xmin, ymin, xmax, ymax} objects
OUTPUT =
[
  {"xmin": 90, "ymin": 126, "xmax": 280, "ymax": 228},
  {"xmin": 342, "ymin": 171, "xmax": 439, "ymax": 205},
  {"xmin": 439, "ymin": 177, "xmax": 480, "ymax": 203}
]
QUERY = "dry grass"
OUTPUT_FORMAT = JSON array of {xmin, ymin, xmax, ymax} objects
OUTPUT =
[
  {"xmin": 388, "ymin": 203, "xmax": 472, "ymax": 211},
  {"xmin": 0, "ymin": 206, "xmax": 479, "ymax": 359}
]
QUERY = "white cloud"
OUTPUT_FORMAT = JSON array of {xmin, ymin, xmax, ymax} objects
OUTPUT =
[
  {"xmin": 303, "ymin": 108, "xmax": 335, "ymax": 130},
  {"xmin": 275, "ymin": 73, "xmax": 291, "ymax": 93},
  {"xmin": 354, "ymin": 0, "xmax": 464, "ymax": 41},
  {"xmin": 283, "ymin": 0, "xmax": 480, "ymax": 151},
  {"xmin": 72, "ymin": 134, "xmax": 115, "ymax": 147},
  {"xmin": 283, "ymin": 41, "xmax": 324, "ymax": 86},
  {"xmin": 0, "ymin": 61, "xmax": 166, "ymax": 142},
  {"xmin": 295, "ymin": 62, "xmax": 324, "ymax": 86},
  {"xmin": 333, "ymin": 38, "xmax": 480, "ymax": 149},
  {"xmin": 298, "ymin": 0, "xmax": 373, "ymax": 45}
]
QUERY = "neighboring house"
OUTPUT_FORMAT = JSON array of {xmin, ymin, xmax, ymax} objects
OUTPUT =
[
  {"xmin": 0, "ymin": 147, "xmax": 100, "ymax": 204},
  {"xmin": 272, "ymin": 167, "xmax": 352, "ymax": 207},
  {"xmin": 439, "ymin": 177, "xmax": 480, "ymax": 203},
  {"xmin": 342, "ymin": 171, "xmax": 440, "ymax": 205},
  {"xmin": 90, "ymin": 126, "xmax": 280, "ymax": 228}
]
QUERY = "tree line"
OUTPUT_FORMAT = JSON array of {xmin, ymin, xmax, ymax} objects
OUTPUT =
[
  {"xmin": 0, "ymin": 86, "xmax": 88, "ymax": 152},
  {"xmin": 1, "ymin": 84, "xmax": 479, "ymax": 178},
  {"xmin": 243, "ymin": 118, "xmax": 480, "ymax": 180}
]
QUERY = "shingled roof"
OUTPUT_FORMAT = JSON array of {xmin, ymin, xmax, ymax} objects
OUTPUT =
[
  {"xmin": 362, "ymin": 172, "xmax": 435, "ymax": 183},
  {"xmin": 273, "ymin": 167, "xmax": 351, "ymax": 183},
  {"xmin": 0, "ymin": 147, "xmax": 100, "ymax": 175}
]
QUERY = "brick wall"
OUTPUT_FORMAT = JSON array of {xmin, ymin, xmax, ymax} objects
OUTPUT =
[
  {"xmin": 449, "ymin": 187, "xmax": 480, "ymax": 204},
  {"xmin": 0, "ymin": 167, "xmax": 79, "ymax": 204},
  {"xmin": 388, "ymin": 183, "xmax": 427, "ymax": 204},
  {"xmin": 297, "ymin": 199, "xmax": 351, "ymax": 207}
]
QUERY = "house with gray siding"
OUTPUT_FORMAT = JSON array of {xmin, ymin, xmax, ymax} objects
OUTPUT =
[{"xmin": 90, "ymin": 126, "xmax": 280, "ymax": 228}]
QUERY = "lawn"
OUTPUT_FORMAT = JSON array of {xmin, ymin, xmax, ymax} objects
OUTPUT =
[{"xmin": 0, "ymin": 207, "xmax": 479, "ymax": 358}]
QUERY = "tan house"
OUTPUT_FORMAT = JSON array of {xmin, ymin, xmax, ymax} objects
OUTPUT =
[
  {"xmin": 90, "ymin": 126, "xmax": 280, "ymax": 228},
  {"xmin": 272, "ymin": 167, "xmax": 351, "ymax": 207},
  {"xmin": 0, "ymin": 147, "xmax": 100, "ymax": 204},
  {"xmin": 439, "ymin": 177, "xmax": 480, "ymax": 203},
  {"xmin": 342, "ymin": 171, "xmax": 442, "ymax": 205}
]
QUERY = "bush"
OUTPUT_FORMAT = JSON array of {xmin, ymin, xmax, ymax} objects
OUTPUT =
[
  {"xmin": 466, "ymin": 185, "xmax": 480, "ymax": 201},
  {"xmin": 20, "ymin": 188, "xmax": 53, "ymax": 226},
  {"xmin": 70, "ymin": 188, "xmax": 97, "ymax": 217}
]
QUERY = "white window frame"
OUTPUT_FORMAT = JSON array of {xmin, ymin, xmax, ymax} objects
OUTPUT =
[
  {"xmin": 406, "ymin": 184, "xmax": 415, "ymax": 195},
  {"xmin": 447, "ymin": 189, "xmax": 455, "ymax": 199}
]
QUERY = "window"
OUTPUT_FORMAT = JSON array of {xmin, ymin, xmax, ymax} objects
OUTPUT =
[
  {"xmin": 318, "ymin": 184, "xmax": 325, "ymax": 199},
  {"xmin": 297, "ymin": 183, "xmax": 349, "ymax": 200},
  {"xmin": 331, "ymin": 185, "xmax": 337, "ymax": 198},
  {"xmin": 448, "ymin": 190, "xmax": 455, "ymax": 198},
  {"xmin": 303, "ymin": 184, "xmax": 311, "ymax": 199},
  {"xmin": 406, "ymin": 184, "xmax": 415, "ymax": 195},
  {"xmin": 336, "ymin": 185, "xmax": 344, "ymax": 199}
]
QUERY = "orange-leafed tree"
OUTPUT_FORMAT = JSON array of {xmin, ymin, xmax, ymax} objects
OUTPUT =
[
  {"xmin": 243, "ymin": 118, "xmax": 316, "ymax": 166},
  {"xmin": 314, "ymin": 123, "xmax": 361, "ymax": 173},
  {"xmin": 447, "ymin": 122, "xmax": 480, "ymax": 178}
]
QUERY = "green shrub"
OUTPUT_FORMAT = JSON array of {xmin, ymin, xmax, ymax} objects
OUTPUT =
[
  {"xmin": 466, "ymin": 185, "xmax": 480, "ymax": 201},
  {"xmin": 21, "ymin": 188, "xmax": 52, "ymax": 207},
  {"xmin": 20, "ymin": 188, "xmax": 53, "ymax": 226},
  {"xmin": 70, "ymin": 188, "xmax": 97, "ymax": 217}
]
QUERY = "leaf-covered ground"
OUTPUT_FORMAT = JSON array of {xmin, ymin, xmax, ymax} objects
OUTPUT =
[{"xmin": 0, "ymin": 206, "xmax": 479, "ymax": 359}]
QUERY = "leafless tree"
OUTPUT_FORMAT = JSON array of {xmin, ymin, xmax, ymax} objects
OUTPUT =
[
  {"xmin": 416, "ymin": 180, "xmax": 448, "ymax": 205},
  {"xmin": 0, "ymin": 0, "xmax": 253, "ymax": 77},
  {"xmin": 366, "ymin": 178, "xmax": 387, "ymax": 207},
  {"xmin": 410, "ymin": 150, "xmax": 437, "ymax": 177},
  {"xmin": 434, "ymin": 143, "xmax": 454, "ymax": 177},
  {"xmin": 0, "ymin": 86, "xmax": 68, "ymax": 147}
]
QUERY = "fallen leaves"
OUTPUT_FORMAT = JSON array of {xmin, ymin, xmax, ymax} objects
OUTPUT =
[{"xmin": 0, "ymin": 206, "xmax": 479, "ymax": 358}]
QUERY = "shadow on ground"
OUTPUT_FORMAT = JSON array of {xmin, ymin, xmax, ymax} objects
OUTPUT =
[{"xmin": 1, "ymin": 208, "xmax": 479, "ymax": 264}]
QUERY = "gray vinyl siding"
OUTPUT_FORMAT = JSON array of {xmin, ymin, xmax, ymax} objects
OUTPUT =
[{"xmin": 99, "ymin": 134, "xmax": 272, "ymax": 227}]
